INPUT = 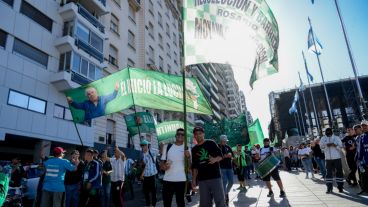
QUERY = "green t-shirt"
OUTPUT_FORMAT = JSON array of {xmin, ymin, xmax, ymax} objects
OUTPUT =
[{"xmin": 235, "ymin": 151, "xmax": 246, "ymax": 167}]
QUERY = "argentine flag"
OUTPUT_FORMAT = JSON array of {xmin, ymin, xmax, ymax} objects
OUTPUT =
[{"xmin": 308, "ymin": 28, "xmax": 323, "ymax": 55}]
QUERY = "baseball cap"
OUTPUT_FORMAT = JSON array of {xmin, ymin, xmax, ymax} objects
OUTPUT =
[
  {"xmin": 53, "ymin": 147, "xmax": 66, "ymax": 155},
  {"xmin": 193, "ymin": 126, "xmax": 204, "ymax": 133},
  {"xmin": 353, "ymin": 124, "xmax": 362, "ymax": 129},
  {"xmin": 220, "ymin": 135, "xmax": 228, "ymax": 141},
  {"xmin": 361, "ymin": 120, "xmax": 368, "ymax": 126},
  {"xmin": 140, "ymin": 140, "xmax": 150, "ymax": 146},
  {"xmin": 86, "ymin": 148, "xmax": 94, "ymax": 153}
]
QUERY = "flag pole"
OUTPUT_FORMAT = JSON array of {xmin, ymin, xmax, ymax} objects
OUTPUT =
[
  {"xmin": 334, "ymin": 0, "xmax": 367, "ymax": 120},
  {"xmin": 308, "ymin": 17, "xmax": 334, "ymax": 128},
  {"xmin": 295, "ymin": 104, "xmax": 302, "ymax": 136},
  {"xmin": 299, "ymin": 71, "xmax": 312, "ymax": 137},
  {"xmin": 127, "ymin": 67, "xmax": 142, "ymax": 141},
  {"xmin": 293, "ymin": 113, "xmax": 300, "ymax": 136},
  {"xmin": 302, "ymin": 51, "xmax": 321, "ymax": 135},
  {"xmin": 297, "ymin": 90, "xmax": 307, "ymax": 136}
]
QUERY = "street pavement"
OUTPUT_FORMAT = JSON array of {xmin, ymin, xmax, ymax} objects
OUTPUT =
[{"xmin": 156, "ymin": 170, "xmax": 368, "ymax": 207}]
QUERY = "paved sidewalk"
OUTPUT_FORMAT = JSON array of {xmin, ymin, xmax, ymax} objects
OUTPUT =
[{"xmin": 156, "ymin": 170, "xmax": 368, "ymax": 207}]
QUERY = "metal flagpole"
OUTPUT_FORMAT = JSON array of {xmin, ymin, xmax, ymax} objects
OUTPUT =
[
  {"xmin": 308, "ymin": 17, "xmax": 334, "ymax": 127},
  {"xmin": 302, "ymin": 51, "xmax": 321, "ymax": 136},
  {"xmin": 297, "ymin": 90, "xmax": 307, "ymax": 136},
  {"xmin": 334, "ymin": 0, "xmax": 367, "ymax": 120},
  {"xmin": 301, "ymin": 86, "xmax": 311, "ymax": 136},
  {"xmin": 293, "ymin": 113, "xmax": 300, "ymax": 136},
  {"xmin": 295, "ymin": 104, "xmax": 303, "ymax": 136},
  {"xmin": 127, "ymin": 67, "xmax": 142, "ymax": 140}
]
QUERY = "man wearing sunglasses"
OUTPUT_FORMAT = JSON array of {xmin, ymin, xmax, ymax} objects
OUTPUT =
[{"xmin": 160, "ymin": 128, "xmax": 191, "ymax": 207}]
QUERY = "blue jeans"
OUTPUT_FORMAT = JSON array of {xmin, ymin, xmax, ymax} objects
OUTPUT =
[
  {"xmin": 314, "ymin": 157, "xmax": 326, "ymax": 177},
  {"xmin": 301, "ymin": 158, "xmax": 314, "ymax": 176},
  {"xmin": 100, "ymin": 183, "xmax": 111, "ymax": 207},
  {"xmin": 221, "ymin": 169, "xmax": 234, "ymax": 194},
  {"xmin": 65, "ymin": 183, "xmax": 80, "ymax": 207},
  {"xmin": 244, "ymin": 166, "xmax": 251, "ymax": 179}
]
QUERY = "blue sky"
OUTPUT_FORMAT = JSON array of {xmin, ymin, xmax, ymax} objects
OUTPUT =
[{"xmin": 233, "ymin": 0, "xmax": 368, "ymax": 135}]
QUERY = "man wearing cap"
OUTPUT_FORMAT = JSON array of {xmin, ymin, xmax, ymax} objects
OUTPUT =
[
  {"xmin": 191, "ymin": 126, "xmax": 226, "ymax": 207},
  {"xmin": 80, "ymin": 149, "xmax": 102, "ymax": 207},
  {"xmin": 64, "ymin": 150, "xmax": 85, "ymax": 207},
  {"xmin": 160, "ymin": 128, "xmax": 191, "ymax": 207},
  {"xmin": 259, "ymin": 138, "xmax": 286, "ymax": 198},
  {"xmin": 341, "ymin": 126, "xmax": 358, "ymax": 186},
  {"xmin": 40, "ymin": 147, "xmax": 80, "ymax": 207},
  {"xmin": 320, "ymin": 128, "xmax": 344, "ymax": 193},
  {"xmin": 218, "ymin": 135, "xmax": 234, "ymax": 205},
  {"xmin": 140, "ymin": 140, "xmax": 158, "ymax": 207},
  {"xmin": 357, "ymin": 121, "xmax": 368, "ymax": 195}
]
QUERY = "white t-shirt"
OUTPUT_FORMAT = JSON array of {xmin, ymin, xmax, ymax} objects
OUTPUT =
[
  {"xmin": 298, "ymin": 147, "xmax": 312, "ymax": 156},
  {"xmin": 283, "ymin": 149, "xmax": 290, "ymax": 158},
  {"xmin": 260, "ymin": 147, "xmax": 273, "ymax": 161},
  {"xmin": 161, "ymin": 144, "xmax": 188, "ymax": 182},
  {"xmin": 110, "ymin": 157, "xmax": 125, "ymax": 182}
]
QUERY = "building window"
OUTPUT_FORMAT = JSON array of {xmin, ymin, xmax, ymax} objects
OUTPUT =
[
  {"xmin": 148, "ymin": 0, "xmax": 154, "ymax": 16},
  {"xmin": 8, "ymin": 90, "xmax": 47, "ymax": 114},
  {"xmin": 127, "ymin": 58, "xmax": 135, "ymax": 67},
  {"xmin": 20, "ymin": 0, "xmax": 52, "ymax": 32},
  {"xmin": 128, "ymin": 5, "xmax": 136, "ymax": 23},
  {"xmin": 166, "ymin": 23, "xmax": 170, "ymax": 38},
  {"xmin": 159, "ymin": 56, "xmax": 163, "ymax": 71},
  {"xmin": 54, "ymin": 104, "xmax": 72, "ymax": 121},
  {"xmin": 13, "ymin": 38, "xmax": 48, "ymax": 68},
  {"xmin": 59, "ymin": 51, "xmax": 102, "ymax": 81},
  {"xmin": 109, "ymin": 45, "xmax": 118, "ymax": 67},
  {"xmin": 106, "ymin": 119, "xmax": 115, "ymax": 145},
  {"xmin": 167, "ymin": 64, "xmax": 171, "ymax": 74},
  {"xmin": 110, "ymin": 14, "xmax": 119, "ymax": 35},
  {"xmin": 0, "ymin": 29, "xmax": 7, "ymax": 48},
  {"xmin": 1, "ymin": 0, "xmax": 13, "ymax": 7},
  {"xmin": 112, "ymin": 0, "xmax": 120, "ymax": 7},
  {"xmin": 128, "ymin": 30, "xmax": 135, "ymax": 50},
  {"xmin": 76, "ymin": 22, "xmax": 103, "ymax": 53},
  {"xmin": 158, "ymin": 33, "xmax": 163, "ymax": 50},
  {"xmin": 148, "ymin": 22, "xmax": 154, "ymax": 40},
  {"xmin": 173, "ymin": 33, "xmax": 177, "ymax": 46},
  {"xmin": 166, "ymin": 43, "xmax": 171, "ymax": 59},
  {"xmin": 148, "ymin": 46, "xmax": 155, "ymax": 64},
  {"xmin": 158, "ymin": 12, "xmax": 163, "ymax": 28}
]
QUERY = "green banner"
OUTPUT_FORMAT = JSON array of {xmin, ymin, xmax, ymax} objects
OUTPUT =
[
  {"xmin": 203, "ymin": 114, "xmax": 249, "ymax": 147},
  {"xmin": 183, "ymin": 0, "xmax": 279, "ymax": 87},
  {"xmin": 156, "ymin": 121, "xmax": 194, "ymax": 143},
  {"xmin": 248, "ymin": 119, "xmax": 264, "ymax": 147},
  {"xmin": 65, "ymin": 68, "xmax": 213, "ymax": 123},
  {"xmin": 124, "ymin": 112, "xmax": 156, "ymax": 136}
]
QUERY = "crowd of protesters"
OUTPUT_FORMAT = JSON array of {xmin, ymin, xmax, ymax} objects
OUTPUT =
[{"xmin": 1, "ymin": 120, "xmax": 368, "ymax": 207}]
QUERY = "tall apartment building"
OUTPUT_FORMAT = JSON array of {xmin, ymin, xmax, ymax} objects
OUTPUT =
[
  {"xmin": 224, "ymin": 65, "xmax": 242, "ymax": 118},
  {"xmin": 0, "ymin": 0, "xmax": 184, "ymax": 161}
]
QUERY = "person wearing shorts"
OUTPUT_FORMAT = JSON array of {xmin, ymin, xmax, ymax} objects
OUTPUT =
[{"xmin": 259, "ymin": 138, "xmax": 286, "ymax": 198}]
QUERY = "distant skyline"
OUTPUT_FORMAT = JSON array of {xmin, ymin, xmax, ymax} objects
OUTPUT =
[{"xmin": 233, "ymin": 0, "xmax": 368, "ymax": 135}]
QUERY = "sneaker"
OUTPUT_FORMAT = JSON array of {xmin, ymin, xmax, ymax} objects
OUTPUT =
[
  {"xmin": 267, "ymin": 191, "xmax": 274, "ymax": 197},
  {"xmin": 279, "ymin": 191, "xmax": 286, "ymax": 198},
  {"xmin": 237, "ymin": 186, "xmax": 243, "ymax": 190},
  {"xmin": 326, "ymin": 189, "xmax": 332, "ymax": 194}
]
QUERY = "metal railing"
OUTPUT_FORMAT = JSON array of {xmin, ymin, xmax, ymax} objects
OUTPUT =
[
  {"xmin": 75, "ymin": 39, "xmax": 103, "ymax": 63},
  {"xmin": 77, "ymin": 4, "xmax": 105, "ymax": 33}
]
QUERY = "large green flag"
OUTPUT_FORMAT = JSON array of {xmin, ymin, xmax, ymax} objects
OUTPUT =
[
  {"xmin": 156, "ymin": 121, "xmax": 194, "ymax": 143},
  {"xmin": 183, "ymin": 0, "xmax": 279, "ymax": 87},
  {"xmin": 65, "ymin": 68, "xmax": 213, "ymax": 123},
  {"xmin": 124, "ymin": 112, "xmax": 156, "ymax": 136},
  {"xmin": 248, "ymin": 119, "xmax": 264, "ymax": 147},
  {"xmin": 203, "ymin": 114, "xmax": 249, "ymax": 147}
]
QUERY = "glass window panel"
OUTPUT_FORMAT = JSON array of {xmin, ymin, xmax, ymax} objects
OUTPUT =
[
  {"xmin": 95, "ymin": 67, "xmax": 102, "ymax": 79},
  {"xmin": 88, "ymin": 63, "xmax": 95, "ymax": 80},
  {"xmin": 8, "ymin": 90, "xmax": 28, "ymax": 108},
  {"xmin": 54, "ymin": 105, "xmax": 64, "ymax": 119},
  {"xmin": 72, "ymin": 52, "xmax": 81, "ymax": 73},
  {"xmin": 58, "ymin": 53, "xmax": 65, "ymax": 71},
  {"xmin": 0, "ymin": 29, "xmax": 6, "ymax": 48},
  {"xmin": 65, "ymin": 51, "xmax": 71, "ymax": 71},
  {"xmin": 90, "ymin": 32, "xmax": 103, "ymax": 52},
  {"xmin": 81, "ymin": 58, "xmax": 88, "ymax": 76},
  {"xmin": 13, "ymin": 38, "xmax": 48, "ymax": 67},
  {"xmin": 28, "ymin": 97, "xmax": 46, "ymax": 113},
  {"xmin": 65, "ymin": 108, "xmax": 73, "ymax": 120},
  {"xmin": 76, "ymin": 23, "xmax": 89, "ymax": 43},
  {"xmin": 20, "ymin": 1, "xmax": 52, "ymax": 32}
]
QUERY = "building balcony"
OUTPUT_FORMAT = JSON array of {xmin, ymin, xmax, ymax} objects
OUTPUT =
[
  {"xmin": 50, "ymin": 70, "xmax": 83, "ymax": 91},
  {"xmin": 59, "ymin": 3, "xmax": 105, "ymax": 34},
  {"xmin": 128, "ymin": 0, "xmax": 141, "ymax": 11},
  {"xmin": 213, "ymin": 110, "xmax": 222, "ymax": 120},
  {"xmin": 211, "ymin": 98, "xmax": 221, "ymax": 110},
  {"xmin": 210, "ymin": 88, "xmax": 219, "ymax": 101},
  {"xmin": 75, "ymin": 39, "xmax": 103, "ymax": 63},
  {"xmin": 62, "ymin": 0, "xmax": 108, "ymax": 15}
]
